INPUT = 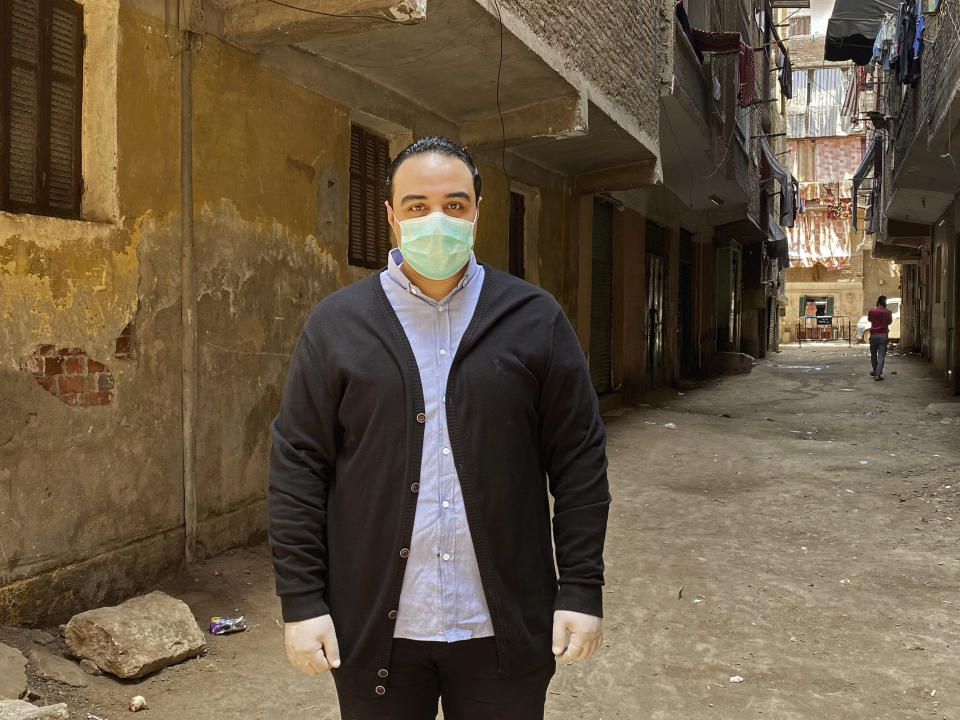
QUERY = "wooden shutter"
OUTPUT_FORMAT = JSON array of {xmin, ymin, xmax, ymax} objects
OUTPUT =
[
  {"xmin": 1, "ymin": 0, "xmax": 82, "ymax": 218},
  {"xmin": 508, "ymin": 191, "xmax": 525, "ymax": 278},
  {"xmin": 348, "ymin": 125, "xmax": 390, "ymax": 269},
  {"xmin": 45, "ymin": 0, "xmax": 83, "ymax": 216},
  {"xmin": 5, "ymin": 0, "xmax": 41, "ymax": 210}
]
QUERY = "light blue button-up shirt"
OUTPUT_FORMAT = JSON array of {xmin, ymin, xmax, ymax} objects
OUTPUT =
[{"xmin": 380, "ymin": 247, "xmax": 495, "ymax": 642}]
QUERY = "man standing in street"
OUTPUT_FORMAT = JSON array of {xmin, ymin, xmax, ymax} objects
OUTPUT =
[
  {"xmin": 267, "ymin": 136, "xmax": 611, "ymax": 719},
  {"xmin": 868, "ymin": 295, "xmax": 893, "ymax": 381}
]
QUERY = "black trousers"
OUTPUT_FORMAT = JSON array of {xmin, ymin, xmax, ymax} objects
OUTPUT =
[{"xmin": 332, "ymin": 638, "xmax": 556, "ymax": 720}]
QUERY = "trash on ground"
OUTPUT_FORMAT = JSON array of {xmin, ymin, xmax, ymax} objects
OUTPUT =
[
  {"xmin": 840, "ymin": 578, "xmax": 851, "ymax": 584},
  {"xmin": 729, "ymin": 675, "xmax": 744, "ymax": 683},
  {"xmin": 209, "ymin": 616, "xmax": 248, "ymax": 635},
  {"xmin": 664, "ymin": 423, "xmax": 677, "ymax": 429},
  {"xmin": 859, "ymin": 460, "xmax": 868, "ymax": 465},
  {"xmin": 129, "ymin": 695, "xmax": 149, "ymax": 712}
]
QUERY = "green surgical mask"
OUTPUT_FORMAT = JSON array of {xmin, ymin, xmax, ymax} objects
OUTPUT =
[{"xmin": 395, "ymin": 211, "xmax": 477, "ymax": 280}]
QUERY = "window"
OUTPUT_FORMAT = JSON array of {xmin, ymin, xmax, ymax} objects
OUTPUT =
[
  {"xmin": 1, "ymin": 0, "xmax": 84, "ymax": 219},
  {"xmin": 348, "ymin": 124, "xmax": 391, "ymax": 269},
  {"xmin": 508, "ymin": 191, "xmax": 525, "ymax": 278},
  {"xmin": 789, "ymin": 15, "xmax": 811, "ymax": 36},
  {"xmin": 799, "ymin": 295, "xmax": 834, "ymax": 317}
]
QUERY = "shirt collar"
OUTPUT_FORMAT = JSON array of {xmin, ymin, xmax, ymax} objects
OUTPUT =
[{"xmin": 386, "ymin": 247, "xmax": 480, "ymax": 299}]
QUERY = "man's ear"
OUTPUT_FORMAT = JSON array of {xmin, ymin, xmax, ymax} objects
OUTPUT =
[{"xmin": 385, "ymin": 201, "xmax": 400, "ymax": 245}]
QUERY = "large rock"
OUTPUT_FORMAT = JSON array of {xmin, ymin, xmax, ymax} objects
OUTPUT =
[
  {"xmin": 64, "ymin": 591, "xmax": 205, "ymax": 679},
  {"xmin": 24, "ymin": 649, "xmax": 87, "ymax": 688},
  {"xmin": 0, "ymin": 700, "xmax": 69, "ymax": 720},
  {"xmin": 0, "ymin": 643, "xmax": 27, "ymax": 700}
]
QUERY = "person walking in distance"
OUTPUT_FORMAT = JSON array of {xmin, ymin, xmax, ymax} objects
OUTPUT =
[
  {"xmin": 267, "ymin": 136, "xmax": 611, "ymax": 720},
  {"xmin": 868, "ymin": 295, "xmax": 893, "ymax": 381}
]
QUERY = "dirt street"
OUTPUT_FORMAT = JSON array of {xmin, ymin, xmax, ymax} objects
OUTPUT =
[{"xmin": 4, "ymin": 343, "xmax": 959, "ymax": 720}]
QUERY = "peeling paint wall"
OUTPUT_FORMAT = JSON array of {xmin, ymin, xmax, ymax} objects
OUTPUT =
[{"xmin": 0, "ymin": 1, "xmax": 586, "ymax": 624}]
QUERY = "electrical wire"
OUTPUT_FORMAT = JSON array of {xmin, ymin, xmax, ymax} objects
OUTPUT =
[
  {"xmin": 258, "ymin": 0, "xmax": 411, "ymax": 23},
  {"xmin": 490, "ymin": 0, "xmax": 507, "ymax": 173}
]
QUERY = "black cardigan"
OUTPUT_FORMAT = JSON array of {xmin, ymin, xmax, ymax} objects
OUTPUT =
[{"xmin": 267, "ymin": 265, "xmax": 610, "ymax": 696}]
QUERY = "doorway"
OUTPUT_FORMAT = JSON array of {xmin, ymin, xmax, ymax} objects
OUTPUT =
[
  {"xmin": 646, "ymin": 221, "xmax": 668, "ymax": 387},
  {"xmin": 589, "ymin": 199, "xmax": 613, "ymax": 393}
]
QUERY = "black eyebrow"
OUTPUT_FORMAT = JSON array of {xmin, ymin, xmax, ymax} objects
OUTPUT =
[
  {"xmin": 445, "ymin": 192, "xmax": 471, "ymax": 200},
  {"xmin": 400, "ymin": 194, "xmax": 428, "ymax": 204}
]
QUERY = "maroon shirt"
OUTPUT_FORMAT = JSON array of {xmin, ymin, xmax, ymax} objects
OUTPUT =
[{"xmin": 868, "ymin": 306, "xmax": 893, "ymax": 335}]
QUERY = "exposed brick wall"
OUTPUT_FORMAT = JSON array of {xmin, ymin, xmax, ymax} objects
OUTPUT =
[
  {"xmin": 498, "ymin": 0, "xmax": 660, "ymax": 138},
  {"xmin": 21, "ymin": 346, "xmax": 116, "ymax": 406}
]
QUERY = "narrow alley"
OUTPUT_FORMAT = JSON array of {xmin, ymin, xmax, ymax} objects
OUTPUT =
[{"xmin": 4, "ymin": 345, "xmax": 956, "ymax": 720}]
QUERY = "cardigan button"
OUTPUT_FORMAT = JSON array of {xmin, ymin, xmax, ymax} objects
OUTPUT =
[
  {"xmin": 375, "ymin": 685, "xmax": 386, "ymax": 695},
  {"xmin": 410, "ymin": 483, "xmax": 419, "ymax": 493},
  {"xmin": 388, "ymin": 610, "xmax": 398, "ymax": 620},
  {"xmin": 399, "ymin": 547, "xmax": 410, "ymax": 559},
  {"xmin": 416, "ymin": 412, "xmax": 426, "ymax": 423},
  {"xmin": 378, "ymin": 668, "xmax": 389, "ymax": 678}
]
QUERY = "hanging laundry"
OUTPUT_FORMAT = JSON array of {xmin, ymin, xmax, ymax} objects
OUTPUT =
[
  {"xmin": 689, "ymin": 29, "xmax": 756, "ymax": 108},
  {"xmin": 841, "ymin": 67, "xmax": 860, "ymax": 118},
  {"xmin": 738, "ymin": 40, "xmax": 756, "ymax": 107}
]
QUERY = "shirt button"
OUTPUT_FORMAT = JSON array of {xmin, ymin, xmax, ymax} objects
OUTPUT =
[
  {"xmin": 378, "ymin": 668, "xmax": 389, "ymax": 678},
  {"xmin": 410, "ymin": 287, "xmax": 418, "ymax": 295},
  {"xmin": 375, "ymin": 685, "xmax": 386, "ymax": 695},
  {"xmin": 442, "ymin": 448, "xmax": 450, "ymax": 456},
  {"xmin": 442, "ymin": 501, "xmax": 450, "ymax": 508},
  {"xmin": 437, "ymin": 306, "xmax": 445, "ymax": 313},
  {"xmin": 439, "ymin": 348, "xmax": 447, "ymax": 356},
  {"xmin": 410, "ymin": 482, "xmax": 420, "ymax": 493},
  {"xmin": 416, "ymin": 412, "xmax": 426, "ymax": 423},
  {"xmin": 400, "ymin": 547, "xmax": 410, "ymax": 559},
  {"xmin": 442, "ymin": 553, "xmax": 451, "ymax": 561},
  {"xmin": 388, "ymin": 610, "xmax": 398, "ymax": 620}
]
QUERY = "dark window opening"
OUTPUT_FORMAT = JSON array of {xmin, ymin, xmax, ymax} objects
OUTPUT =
[
  {"xmin": 508, "ymin": 191, "xmax": 525, "ymax": 278},
  {"xmin": 1, "ymin": 0, "xmax": 84, "ymax": 219},
  {"xmin": 348, "ymin": 124, "xmax": 391, "ymax": 270}
]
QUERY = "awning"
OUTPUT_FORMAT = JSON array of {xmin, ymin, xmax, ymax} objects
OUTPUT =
[
  {"xmin": 851, "ymin": 133, "xmax": 880, "ymax": 230},
  {"xmin": 824, "ymin": 0, "xmax": 898, "ymax": 64}
]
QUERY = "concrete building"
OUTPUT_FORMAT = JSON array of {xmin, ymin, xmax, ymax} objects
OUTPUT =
[
  {"xmin": 778, "ymin": 3, "xmax": 899, "ymax": 345},
  {"xmin": 0, "ymin": 0, "xmax": 667, "ymax": 624},
  {"xmin": 869, "ymin": 0, "xmax": 960, "ymax": 392},
  {"xmin": 657, "ymin": 0, "xmax": 795, "ymax": 371},
  {"xmin": 0, "ymin": 0, "xmax": 797, "ymax": 624}
]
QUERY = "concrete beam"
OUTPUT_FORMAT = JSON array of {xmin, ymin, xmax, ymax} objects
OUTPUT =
[
  {"xmin": 256, "ymin": 47, "xmax": 459, "ymax": 140},
  {"xmin": 459, "ymin": 94, "xmax": 587, "ymax": 150},
  {"xmin": 573, "ymin": 160, "xmax": 659, "ymax": 194},
  {"xmin": 215, "ymin": 0, "xmax": 425, "ymax": 49}
]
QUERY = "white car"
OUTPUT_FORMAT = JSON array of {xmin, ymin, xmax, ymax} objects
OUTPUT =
[{"xmin": 856, "ymin": 297, "xmax": 901, "ymax": 343}]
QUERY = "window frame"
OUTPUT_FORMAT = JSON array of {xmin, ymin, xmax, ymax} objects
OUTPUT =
[
  {"xmin": 0, "ymin": 0, "xmax": 84, "ymax": 220},
  {"xmin": 348, "ymin": 123, "xmax": 391, "ymax": 271}
]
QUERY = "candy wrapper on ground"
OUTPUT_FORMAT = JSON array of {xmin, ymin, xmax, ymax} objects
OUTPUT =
[{"xmin": 209, "ymin": 615, "xmax": 247, "ymax": 635}]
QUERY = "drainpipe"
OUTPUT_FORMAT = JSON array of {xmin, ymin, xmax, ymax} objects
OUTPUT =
[{"xmin": 180, "ymin": 30, "xmax": 198, "ymax": 564}]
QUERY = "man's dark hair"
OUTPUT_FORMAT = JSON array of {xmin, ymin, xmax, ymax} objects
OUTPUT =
[
  {"xmin": 385, "ymin": 136, "xmax": 481, "ymax": 203},
  {"xmin": 877, "ymin": 295, "xmax": 887, "ymax": 307}
]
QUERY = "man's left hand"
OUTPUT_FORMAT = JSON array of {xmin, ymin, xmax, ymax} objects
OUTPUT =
[{"xmin": 552, "ymin": 610, "xmax": 603, "ymax": 663}]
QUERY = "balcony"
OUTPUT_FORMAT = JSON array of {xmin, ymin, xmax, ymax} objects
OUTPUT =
[
  {"xmin": 922, "ymin": 0, "xmax": 960, "ymax": 140},
  {"xmin": 882, "ymin": 2, "xmax": 960, "ymax": 226}
]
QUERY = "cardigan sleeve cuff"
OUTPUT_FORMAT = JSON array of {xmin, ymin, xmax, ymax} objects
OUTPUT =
[
  {"xmin": 554, "ymin": 583, "xmax": 603, "ymax": 618},
  {"xmin": 279, "ymin": 591, "xmax": 331, "ymax": 623}
]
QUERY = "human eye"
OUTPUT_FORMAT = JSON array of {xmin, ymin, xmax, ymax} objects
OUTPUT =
[
  {"xmin": 408, "ymin": 203, "xmax": 425, "ymax": 212},
  {"xmin": 447, "ymin": 201, "xmax": 464, "ymax": 211}
]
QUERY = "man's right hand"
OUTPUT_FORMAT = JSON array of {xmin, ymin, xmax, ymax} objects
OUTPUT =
[{"xmin": 284, "ymin": 614, "xmax": 341, "ymax": 674}]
